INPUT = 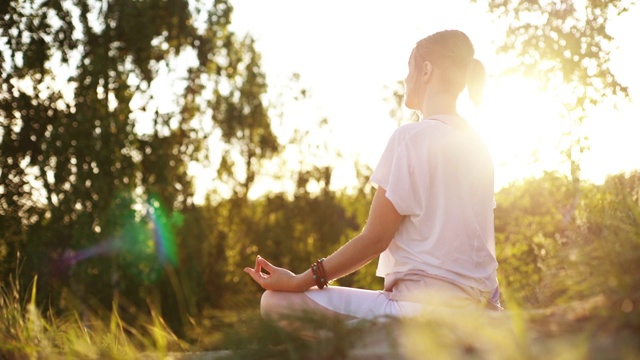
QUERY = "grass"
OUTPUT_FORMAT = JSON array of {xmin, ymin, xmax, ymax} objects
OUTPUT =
[
  {"xmin": 0, "ymin": 274, "xmax": 188, "ymax": 360},
  {"xmin": 212, "ymin": 293, "xmax": 640, "ymax": 360},
  {"xmin": 1, "ymin": 275, "xmax": 639, "ymax": 360}
]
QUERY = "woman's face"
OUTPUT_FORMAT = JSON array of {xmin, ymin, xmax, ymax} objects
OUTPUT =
[{"xmin": 404, "ymin": 48, "xmax": 426, "ymax": 111}]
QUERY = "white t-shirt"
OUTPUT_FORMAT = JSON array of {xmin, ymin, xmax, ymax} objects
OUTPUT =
[{"xmin": 370, "ymin": 115, "xmax": 498, "ymax": 292}]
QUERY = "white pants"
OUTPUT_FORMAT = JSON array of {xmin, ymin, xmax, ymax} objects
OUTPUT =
[
  {"xmin": 261, "ymin": 275, "xmax": 496, "ymax": 321},
  {"xmin": 303, "ymin": 286, "xmax": 425, "ymax": 319}
]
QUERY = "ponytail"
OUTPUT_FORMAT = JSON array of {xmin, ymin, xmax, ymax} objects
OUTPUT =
[
  {"xmin": 416, "ymin": 30, "xmax": 485, "ymax": 105},
  {"xmin": 467, "ymin": 58, "xmax": 486, "ymax": 106}
]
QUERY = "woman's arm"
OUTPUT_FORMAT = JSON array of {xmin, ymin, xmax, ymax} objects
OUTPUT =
[{"xmin": 244, "ymin": 187, "xmax": 404, "ymax": 292}]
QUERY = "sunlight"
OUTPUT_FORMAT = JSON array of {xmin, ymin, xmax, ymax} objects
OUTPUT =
[
  {"xmin": 201, "ymin": 0, "xmax": 640, "ymax": 199},
  {"xmin": 580, "ymin": 101, "xmax": 640, "ymax": 184},
  {"xmin": 469, "ymin": 72, "xmax": 640, "ymax": 189},
  {"xmin": 469, "ymin": 75, "xmax": 567, "ymax": 189},
  {"xmin": 190, "ymin": 69, "xmax": 633, "ymax": 202}
]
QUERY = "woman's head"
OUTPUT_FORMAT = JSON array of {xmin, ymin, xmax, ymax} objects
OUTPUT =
[{"xmin": 404, "ymin": 30, "xmax": 486, "ymax": 110}]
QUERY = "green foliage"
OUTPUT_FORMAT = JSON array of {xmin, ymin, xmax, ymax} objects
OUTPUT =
[
  {"xmin": 218, "ymin": 169, "xmax": 362, "ymax": 307},
  {"xmin": 0, "ymin": 0, "xmax": 370, "ymax": 340},
  {"xmin": 0, "ymin": 0, "xmax": 281, "ymax": 337},
  {"xmin": 212, "ymin": 35, "xmax": 280, "ymax": 198},
  {"xmin": 494, "ymin": 170, "xmax": 640, "ymax": 335},
  {"xmin": 549, "ymin": 171, "xmax": 640, "ymax": 328},
  {"xmin": 494, "ymin": 172, "xmax": 573, "ymax": 306},
  {"xmin": 336, "ymin": 162, "xmax": 383, "ymax": 290}
]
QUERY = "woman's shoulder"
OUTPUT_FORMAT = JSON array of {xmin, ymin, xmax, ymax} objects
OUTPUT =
[{"xmin": 393, "ymin": 120, "xmax": 448, "ymax": 142}]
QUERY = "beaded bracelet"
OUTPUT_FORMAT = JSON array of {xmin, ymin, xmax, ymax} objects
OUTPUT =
[{"xmin": 311, "ymin": 258, "xmax": 329, "ymax": 289}]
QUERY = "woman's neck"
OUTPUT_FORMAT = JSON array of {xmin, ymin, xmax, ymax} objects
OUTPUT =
[{"xmin": 420, "ymin": 93, "xmax": 458, "ymax": 119}]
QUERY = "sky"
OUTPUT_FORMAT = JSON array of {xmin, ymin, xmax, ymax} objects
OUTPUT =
[{"xmin": 194, "ymin": 0, "xmax": 640, "ymax": 198}]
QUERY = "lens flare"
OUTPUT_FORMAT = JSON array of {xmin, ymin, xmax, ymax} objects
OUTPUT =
[
  {"xmin": 146, "ymin": 193, "xmax": 180, "ymax": 268},
  {"xmin": 61, "ymin": 238, "xmax": 119, "ymax": 267},
  {"xmin": 57, "ymin": 192, "xmax": 183, "ymax": 284}
]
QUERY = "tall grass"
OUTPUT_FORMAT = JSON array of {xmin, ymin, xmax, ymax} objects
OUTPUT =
[
  {"xmin": 0, "ymin": 274, "xmax": 187, "ymax": 359},
  {"xmin": 2, "ymin": 274, "xmax": 639, "ymax": 359},
  {"xmin": 217, "ymin": 303, "xmax": 594, "ymax": 359},
  {"xmin": 216, "ymin": 294, "xmax": 640, "ymax": 360}
]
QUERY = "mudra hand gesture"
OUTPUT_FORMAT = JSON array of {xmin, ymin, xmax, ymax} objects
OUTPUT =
[{"xmin": 244, "ymin": 255, "xmax": 306, "ymax": 292}]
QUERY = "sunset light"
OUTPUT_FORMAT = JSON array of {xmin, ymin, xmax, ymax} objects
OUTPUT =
[
  {"xmin": 224, "ymin": 0, "xmax": 640, "ymax": 197},
  {"xmin": 2, "ymin": 0, "xmax": 639, "ymax": 357}
]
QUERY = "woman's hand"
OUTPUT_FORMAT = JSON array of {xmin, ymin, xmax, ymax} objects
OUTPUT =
[
  {"xmin": 243, "ymin": 188, "xmax": 402, "ymax": 294},
  {"xmin": 243, "ymin": 255, "xmax": 307, "ymax": 292}
]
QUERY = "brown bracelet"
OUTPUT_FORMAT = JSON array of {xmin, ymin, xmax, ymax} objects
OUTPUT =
[{"xmin": 311, "ymin": 258, "xmax": 328, "ymax": 289}]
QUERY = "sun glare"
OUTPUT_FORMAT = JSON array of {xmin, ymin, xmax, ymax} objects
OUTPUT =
[
  {"xmin": 468, "ymin": 75, "xmax": 567, "ymax": 190},
  {"xmin": 197, "ymin": 0, "xmax": 640, "ymax": 201}
]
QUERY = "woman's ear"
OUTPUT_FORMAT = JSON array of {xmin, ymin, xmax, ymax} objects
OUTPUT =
[{"xmin": 422, "ymin": 61, "xmax": 432, "ymax": 82}]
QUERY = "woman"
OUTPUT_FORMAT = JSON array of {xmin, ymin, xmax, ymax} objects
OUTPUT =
[{"xmin": 244, "ymin": 29, "xmax": 502, "ymax": 321}]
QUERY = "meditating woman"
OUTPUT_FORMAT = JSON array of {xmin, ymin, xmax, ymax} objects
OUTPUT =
[{"xmin": 244, "ymin": 29, "xmax": 502, "ymax": 321}]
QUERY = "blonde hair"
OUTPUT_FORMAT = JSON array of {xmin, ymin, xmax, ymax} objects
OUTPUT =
[{"xmin": 414, "ymin": 30, "xmax": 486, "ymax": 106}]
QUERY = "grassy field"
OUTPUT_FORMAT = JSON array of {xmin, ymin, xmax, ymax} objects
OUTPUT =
[
  {"xmin": 1, "ymin": 275, "xmax": 638, "ymax": 360},
  {"xmin": 217, "ymin": 297, "xmax": 640, "ymax": 360}
]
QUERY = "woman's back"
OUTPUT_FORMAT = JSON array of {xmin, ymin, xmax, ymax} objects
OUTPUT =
[{"xmin": 372, "ymin": 115, "xmax": 498, "ymax": 292}]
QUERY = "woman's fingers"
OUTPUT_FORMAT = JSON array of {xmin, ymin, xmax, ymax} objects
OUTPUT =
[
  {"xmin": 257, "ymin": 256, "xmax": 275, "ymax": 273},
  {"xmin": 243, "ymin": 255, "xmax": 272, "ymax": 288},
  {"xmin": 244, "ymin": 267, "xmax": 264, "ymax": 285},
  {"xmin": 254, "ymin": 255, "xmax": 262, "ymax": 273},
  {"xmin": 244, "ymin": 255, "xmax": 299, "ymax": 291}
]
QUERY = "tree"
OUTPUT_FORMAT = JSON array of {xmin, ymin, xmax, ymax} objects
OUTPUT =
[
  {"xmin": 212, "ymin": 34, "xmax": 280, "ymax": 200},
  {"xmin": 0, "ymin": 0, "xmax": 279, "ymax": 326},
  {"xmin": 477, "ymin": 0, "xmax": 633, "ymax": 216}
]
